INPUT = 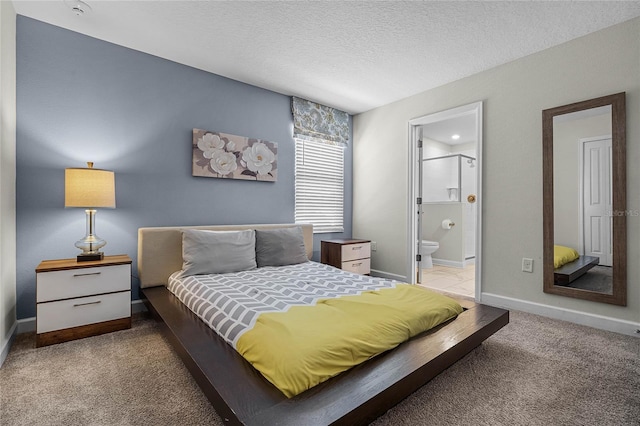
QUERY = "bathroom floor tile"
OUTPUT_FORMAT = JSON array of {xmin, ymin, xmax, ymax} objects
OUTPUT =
[{"xmin": 420, "ymin": 264, "xmax": 475, "ymax": 298}]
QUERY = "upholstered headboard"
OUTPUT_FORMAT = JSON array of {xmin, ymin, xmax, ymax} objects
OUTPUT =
[{"xmin": 137, "ymin": 223, "xmax": 313, "ymax": 289}]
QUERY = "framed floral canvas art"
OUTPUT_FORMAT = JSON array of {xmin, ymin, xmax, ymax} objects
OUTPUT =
[{"xmin": 192, "ymin": 129, "xmax": 277, "ymax": 182}]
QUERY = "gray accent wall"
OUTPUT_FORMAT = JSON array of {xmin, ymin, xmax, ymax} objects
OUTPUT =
[{"xmin": 16, "ymin": 17, "xmax": 352, "ymax": 319}]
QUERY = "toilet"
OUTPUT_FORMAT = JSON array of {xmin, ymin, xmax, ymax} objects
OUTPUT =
[{"xmin": 420, "ymin": 240, "xmax": 440, "ymax": 268}]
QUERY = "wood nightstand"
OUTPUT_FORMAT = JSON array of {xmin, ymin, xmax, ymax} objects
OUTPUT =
[
  {"xmin": 321, "ymin": 239, "xmax": 371, "ymax": 275},
  {"xmin": 35, "ymin": 254, "xmax": 132, "ymax": 347}
]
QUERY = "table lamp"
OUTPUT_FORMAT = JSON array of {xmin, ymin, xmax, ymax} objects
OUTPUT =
[{"xmin": 65, "ymin": 162, "xmax": 116, "ymax": 261}]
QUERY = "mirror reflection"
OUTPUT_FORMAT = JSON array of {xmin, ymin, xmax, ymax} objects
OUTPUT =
[
  {"xmin": 553, "ymin": 106, "xmax": 612, "ymax": 294},
  {"xmin": 542, "ymin": 92, "xmax": 626, "ymax": 306}
]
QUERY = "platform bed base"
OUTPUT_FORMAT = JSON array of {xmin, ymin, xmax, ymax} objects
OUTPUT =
[
  {"xmin": 554, "ymin": 255, "xmax": 600, "ymax": 285},
  {"xmin": 142, "ymin": 286, "xmax": 508, "ymax": 425}
]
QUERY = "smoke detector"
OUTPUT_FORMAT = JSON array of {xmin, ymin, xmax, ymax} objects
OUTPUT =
[{"xmin": 64, "ymin": 0, "xmax": 92, "ymax": 16}]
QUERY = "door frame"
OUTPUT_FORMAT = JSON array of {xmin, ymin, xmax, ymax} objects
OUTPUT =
[{"xmin": 407, "ymin": 101, "xmax": 483, "ymax": 301}]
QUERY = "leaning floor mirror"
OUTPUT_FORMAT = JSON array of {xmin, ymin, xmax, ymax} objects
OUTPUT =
[{"xmin": 542, "ymin": 92, "xmax": 626, "ymax": 306}]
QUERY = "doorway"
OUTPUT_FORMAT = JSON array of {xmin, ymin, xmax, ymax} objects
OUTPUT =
[{"xmin": 407, "ymin": 101, "xmax": 483, "ymax": 301}]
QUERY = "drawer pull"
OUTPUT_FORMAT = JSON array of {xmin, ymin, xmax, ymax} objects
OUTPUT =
[
  {"xmin": 73, "ymin": 272, "xmax": 102, "ymax": 278},
  {"xmin": 73, "ymin": 300, "xmax": 102, "ymax": 307},
  {"xmin": 351, "ymin": 246, "xmax": 362, "ymax": 250},
  {"xmin": 352, "ymin": 262, "xmax": 362, "ymax": 266}
]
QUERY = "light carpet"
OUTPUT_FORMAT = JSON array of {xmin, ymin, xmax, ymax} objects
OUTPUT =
[{"xmin": 1, "ymin": 311, "xmax": 638, "ymax": 425}]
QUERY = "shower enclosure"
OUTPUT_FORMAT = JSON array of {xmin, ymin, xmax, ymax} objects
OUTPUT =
[
  {"xmin": 422, "ymin": 153, "xmax": 477, "ymax": 263},
  {"xmin": 422, "ymin": 154, "xmax": 475, "ymax": 203}
]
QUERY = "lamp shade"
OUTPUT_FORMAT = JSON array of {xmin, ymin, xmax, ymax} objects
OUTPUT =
[{"xmin": 65, "ymin": 165, "xmax": 116, "ymax": 208}]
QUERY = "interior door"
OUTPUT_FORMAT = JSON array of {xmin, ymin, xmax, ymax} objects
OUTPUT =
[{"xmin": 582, "ymin": 137, "xmax": 612, "ymax": 266}]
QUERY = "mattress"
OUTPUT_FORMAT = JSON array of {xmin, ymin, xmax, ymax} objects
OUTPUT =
[{"xmin": 168, "ymin": 261, "xmax": 463, "ymax": 397}]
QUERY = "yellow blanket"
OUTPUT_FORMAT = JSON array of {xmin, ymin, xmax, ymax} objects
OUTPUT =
[{"xmin": 236, "ymin": 284, "xmax": 462, "ymax": 397}]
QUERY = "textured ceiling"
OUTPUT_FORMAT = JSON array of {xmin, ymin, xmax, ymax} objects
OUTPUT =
[{"xmin": 11, "ymin": 1, "xmax": 640, "ymax": 114}]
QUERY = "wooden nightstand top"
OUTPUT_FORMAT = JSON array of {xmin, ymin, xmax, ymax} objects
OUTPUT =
[
  {"xmin": 321, "ymin": 239, "xmax": 370, "ymax": 245},
  {"xmin": 36, "ymin": 254, "xmax": 132, "ymax": 273}
]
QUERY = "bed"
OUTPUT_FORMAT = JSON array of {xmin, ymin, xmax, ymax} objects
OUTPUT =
[
  {"xmin": 553, "ymin": 245, "xmax": 599, "ymax": 285},
  {"xmin": 138, "ymin": 223, "xmax": 509, "ymax": 425},
  {"xmin": 554, "ymin": 256, "xmax": 600, "ymax": 284}
]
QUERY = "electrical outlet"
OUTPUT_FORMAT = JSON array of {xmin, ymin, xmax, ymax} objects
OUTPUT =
[
  {"xmin": 522, "ymin": 258, "xmax": 533, "ymax": 273},
  {"xmin": 371, "ymin": 241, "xmax": 377, "ymax": 251}
]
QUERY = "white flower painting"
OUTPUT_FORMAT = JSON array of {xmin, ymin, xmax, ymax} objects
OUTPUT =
[
  {"xmin": 192, "ymin": 129, "xmax": 278, "ymax": 182},
  {"xmin": 241, "ymin": 142, "xmax": 276, "ymax": 176}
]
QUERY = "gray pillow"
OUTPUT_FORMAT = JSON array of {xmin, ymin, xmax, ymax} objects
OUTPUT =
[
  {"xmin": 255, "ymin": 226, "xmax": 308, "ymax": 267},
  {"xmin": 181, "ymin": 229, "xmax": 257, "ymax": 276}
]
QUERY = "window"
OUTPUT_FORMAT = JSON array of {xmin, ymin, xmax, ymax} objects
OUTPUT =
[
  {"xmin": 295, "ymin": 139, "xmax": 344, "ymax": 233},
  {"xmin": 291, "ymin": 96, "xmax": 348, "ymax": 233}
]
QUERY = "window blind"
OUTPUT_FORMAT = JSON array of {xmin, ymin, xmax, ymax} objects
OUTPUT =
[{"xmin": 295, "ymin": 138, "xmax": 344, "ymax": 233}]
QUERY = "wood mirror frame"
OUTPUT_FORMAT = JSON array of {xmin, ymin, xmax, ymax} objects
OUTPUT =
[{"xmin": 542, "ymin": 92, "xmax": 626, "ymax": 305}]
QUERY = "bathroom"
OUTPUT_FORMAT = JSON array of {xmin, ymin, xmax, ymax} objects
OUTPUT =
[{"xmin": 419, "ymin": 115, "xmax": 477, "ymax": 297}]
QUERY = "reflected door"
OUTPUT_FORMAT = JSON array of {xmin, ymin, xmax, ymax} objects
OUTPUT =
[{"xmin": 582, "ymin": 137, "xmax": 612, "ymax": 266}]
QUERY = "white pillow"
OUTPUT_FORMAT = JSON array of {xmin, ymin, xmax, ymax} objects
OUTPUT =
[{"xmin": 181, "ymin": 229, "xmax": 257, "ymax": 276}]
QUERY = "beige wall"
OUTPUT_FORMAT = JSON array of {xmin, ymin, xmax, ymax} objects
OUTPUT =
[
  {"xmin": 0, "ymin": 0, "xmax": 17, "ymax": 365},
  {"xmin": 353, "ymin": 18, "xmax": 639, "ymax": 325}
]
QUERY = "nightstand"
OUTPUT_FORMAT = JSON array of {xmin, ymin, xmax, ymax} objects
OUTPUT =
[
  {"xmin": 321, "ymin": 239, "xmax": 371, "ymax": 275},
  {"xmin": 35, "ymin": 254, "xmax": 132, "ymax": 347}
]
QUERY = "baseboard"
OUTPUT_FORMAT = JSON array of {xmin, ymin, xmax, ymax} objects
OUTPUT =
[
  {"xmin": 16, "ymin": 300, "xmax": 148, "ymax": 336},
  {"xmin": 17, "ymin": 316, "xmax": 35, "ymax": 334},
  {"xmin": 0, "ymin": 321, "xmax": 18, "ymax": 368},
  {"xmin": 432, "ymin": 259, "xmax": 465, "ymax": 268},
  {"xmin": 481, "ymin": 292, "xmax": 640, "ymax": 337},
  {"xmin": 370, "ymin": 269, "xmax": 407, "ymax": 282},
  {"xmin": 131, "ymin": 299, "xmax": 148, "ymax": 314}
]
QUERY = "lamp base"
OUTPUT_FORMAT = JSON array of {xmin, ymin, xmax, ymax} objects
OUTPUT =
[{"xmin": 77, "ymin": 252, "xmax": 104, "ymax": 262}]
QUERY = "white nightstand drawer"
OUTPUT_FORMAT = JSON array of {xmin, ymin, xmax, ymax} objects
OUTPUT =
[
  {"xmin": 37, "ymin": 264, "xmax": 131, "ymax": 302},
  {"xmin": 342, "ymin": 258, "xmax": 371, "ymax": 275},
  {"xmin": 37, "ymin": 290, "xmax": 131, "ymax": 333},
  {"xmin": 341, "ymin": 243, "xmax": 371, "ymax": 262}
]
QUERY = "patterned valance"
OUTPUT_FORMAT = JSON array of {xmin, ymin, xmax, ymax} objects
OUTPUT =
[{"xmin": 291, "ymin": 97, "xmax": 349, "ymax": 147}]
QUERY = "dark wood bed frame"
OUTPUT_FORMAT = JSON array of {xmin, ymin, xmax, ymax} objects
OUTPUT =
[
  {"xmin": 142, "ymin": 288, "xmax": 508, "ymax": 425},
  {"xmin": 554, "ymin": 255, "xmax": 599, "ymax": 285},
  {"xmin": 138, "ymin": 224, "xmax": 509, "ymax": 425}
]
